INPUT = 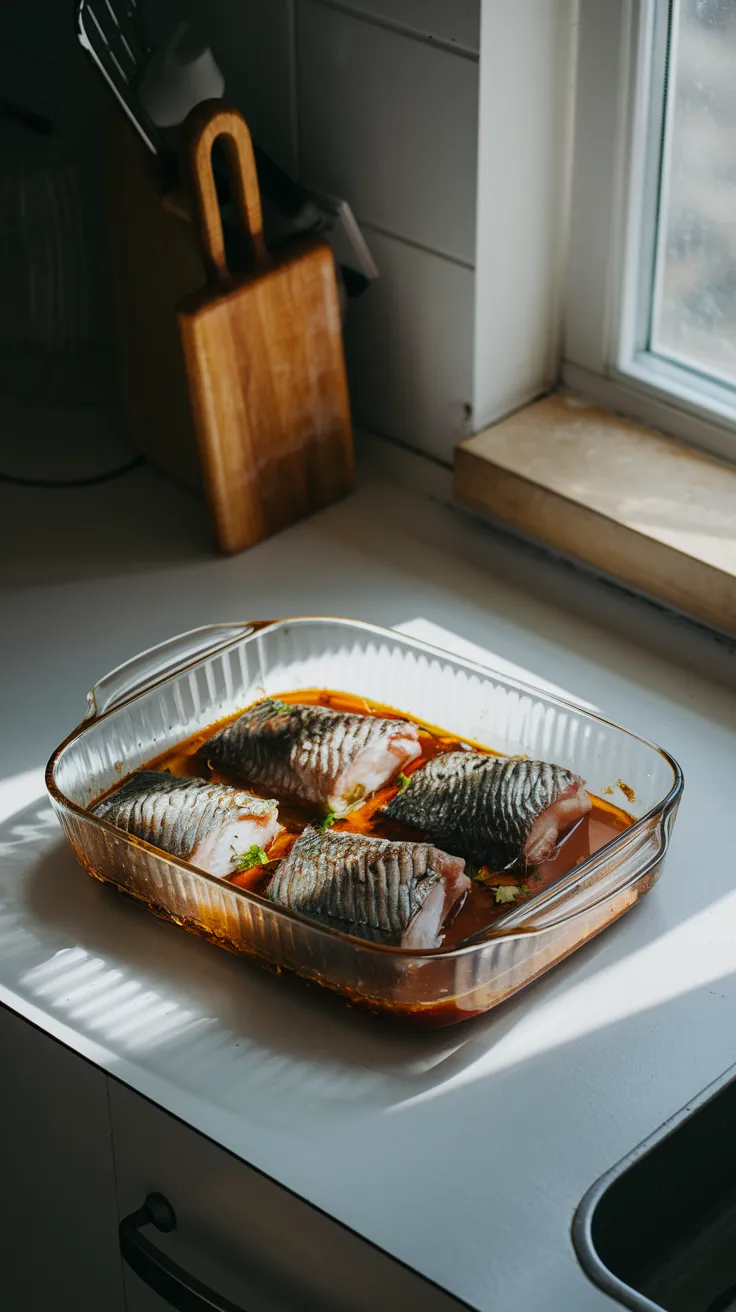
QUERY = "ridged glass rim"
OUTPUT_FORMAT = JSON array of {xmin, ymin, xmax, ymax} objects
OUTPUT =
[{"xmin": 45, "ymin": 617, "xmax": 684, "ymax": 960}]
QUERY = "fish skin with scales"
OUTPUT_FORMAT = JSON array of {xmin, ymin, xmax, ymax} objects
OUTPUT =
[
  {"xmin": 200, "ymin": 697, "xmax": 421, "ymax": 811},
  {"xmin": 92, "ymin": 770, "xmax": 281, "ymax": 877},
  {"xmin": 266, "ymin": 824, "xmax": 470, "ymax": 948},
  {"xmin": 384, "ymin": 752, "xmax": 591, "ymax": 869}
]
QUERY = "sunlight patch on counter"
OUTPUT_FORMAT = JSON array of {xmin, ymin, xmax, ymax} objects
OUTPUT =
[
  {"xmin": 19, "ymin": 946, "xmax": 208, "ymax": 1053},
  {"xmin": 0, "ymin": 767, "xmax": 47, "ymax": 824},
  {"xmin": 389, "ymin": 890, "xmax": 736, "ymax": 1113},
  {"xmin": 394, "ymin": 619, "xmax": 599, "ymax": 712}
]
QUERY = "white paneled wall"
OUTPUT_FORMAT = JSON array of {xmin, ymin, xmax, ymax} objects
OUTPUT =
[
  {"xmin": 343, "ymin": 230, "xmax": 474, "ymax": 462},
  {"xmin": 315, "ymin": 1, "xmax": 481, "ymax": 54},
  {"xmin": 297, "ymin": 2, "xmax": 478, "ymax": 264},
  {"xmin": 193, "ymin": 0, "xmax": 297, "ymax": 173},
  {"xmin": 199, "ymin": 0, "xmax": 479, "ymax": 464},
  {"xmin": 473, "ymin": 1, "xmax": 572, "ymax": 433}
]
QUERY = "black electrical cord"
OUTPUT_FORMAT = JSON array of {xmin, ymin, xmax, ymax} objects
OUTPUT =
[{"xmin": 0, "ymin": 454, "xmax": 145, "ymax": 489}]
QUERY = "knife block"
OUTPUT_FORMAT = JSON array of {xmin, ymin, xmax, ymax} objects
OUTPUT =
[
  {"xmin": 103, "ymin": 111, "xmax": 205, "ymax": 490},
  {"xmin": 104, "ymin": 110, "xmax": 355, "ymax": 551},
  {"xmin": 175, "ymin": 102, "xmax": 354, "ymax": 556}
]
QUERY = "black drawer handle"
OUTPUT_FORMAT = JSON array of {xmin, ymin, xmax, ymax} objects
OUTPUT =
[{"xmin": 119, "ymin": 1192, "xmax": 248, "ymax": 1312}]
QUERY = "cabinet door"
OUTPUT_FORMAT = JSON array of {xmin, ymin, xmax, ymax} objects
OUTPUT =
[
  {"xmin": 0, "ymin": 1005, "xmax": 125, "ymax": 1312},
  {"xmin": 109, "ymin": 1080, "xmax": 466, "ymax": 1312}
]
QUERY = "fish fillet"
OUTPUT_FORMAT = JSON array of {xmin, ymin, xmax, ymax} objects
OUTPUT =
[
  {"xmin": 267, "ymin": 825, "xmax": 469, "ymax": 948},
  {"xmin": 92, "ymin": 771, "xmax": 282, "ymax": 877},
  {"xmin": 201, "ymin": 698, "xmax": 421, "ymax": 811},
  {"xmin": 385, "ymin": 752, "xmax": 591, "ymax": 869}
]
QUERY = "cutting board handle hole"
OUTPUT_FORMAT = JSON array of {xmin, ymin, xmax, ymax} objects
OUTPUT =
[{"xmin": 183, "ymin": 101, "xmax": 267, "ymax": 287}]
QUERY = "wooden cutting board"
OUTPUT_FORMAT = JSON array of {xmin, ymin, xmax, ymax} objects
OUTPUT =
[{"xmin": 177, "ymin": 102, "xmax": 354, "ymax": 554}]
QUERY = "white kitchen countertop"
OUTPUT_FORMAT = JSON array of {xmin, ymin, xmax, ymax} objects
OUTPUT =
[{"xmin": 1, "ymin": 438, "xmax": 735, "ymax": 1311}]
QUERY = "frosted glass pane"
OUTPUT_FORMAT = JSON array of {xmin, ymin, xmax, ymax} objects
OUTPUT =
[{"xmin": 651, "ymin": 0, "xmax": 736, "ymax": 385}]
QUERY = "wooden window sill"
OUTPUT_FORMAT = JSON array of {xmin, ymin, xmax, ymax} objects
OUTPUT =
[{"xmin": 454, "ymin": 392, "xmax": 736, "ymax": 636}]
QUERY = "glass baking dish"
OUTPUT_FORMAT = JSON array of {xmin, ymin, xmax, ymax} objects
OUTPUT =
[{"xmin": 46, "ymin": 618, "xmax": 683, "ymax": 1028}]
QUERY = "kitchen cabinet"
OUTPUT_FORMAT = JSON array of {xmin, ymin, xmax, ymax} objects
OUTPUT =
[
  {"xmin": 0, "ymin": 1005, "xmax": 464, "ymax": 1312},
  {"xmin": 0, "ymin": 1004, "xmax": 125, "ymax": 1312},
  {"xmin": 111, "ymin": 1080, "xmax": 465, "ymax": 1312}
]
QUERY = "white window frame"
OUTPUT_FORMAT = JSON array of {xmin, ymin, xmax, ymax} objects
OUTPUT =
[{"xmin": 563, "ymin": 0, "xmax": 736, "ymax": 464}]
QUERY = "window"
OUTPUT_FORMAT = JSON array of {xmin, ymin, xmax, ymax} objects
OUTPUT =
[
  {"xmin": 563, "ymin": 0, "xmax": 736, "ymax": 463},
  {"xmin": 650, "ymin": 1, "xmax": 736, "ymax": 386}
]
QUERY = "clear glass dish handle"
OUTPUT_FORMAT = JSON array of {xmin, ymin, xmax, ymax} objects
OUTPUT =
[
  {"xmin": 459, "ymin": 808, "xmax": 677, "ymax": 946},
  {"xmin": 85, "ymin": 623, "xmax": 264, "ymax": 720},
  {"xmin": 512, "ymin": 851, "xmax": 656, "ymax": 933}
]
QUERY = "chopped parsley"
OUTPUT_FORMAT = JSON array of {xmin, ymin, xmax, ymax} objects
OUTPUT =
[
  {"xmin": 466, "ymin": 867, "xmax": 532, "ymax": 897},
  {"xmin": 491, "ymin": 883, "xmax": 532, "ymax": 903},
  {"xmin": 232, "ymin": 845, "xmax": 269, "ymax": 872},
  {"xmin": 319, "ymin": 811, "xmax": 337, "ymax": 830},
  {"xmin": 468, "ymin": 864, "xmax": 496, "ymax": 885},
  {"xmin": 270, "ymin": 698, "xmax": 292, "ymax": 713},
  {"xmin": 493, "ymin": 885, "xmax": 520, "ymax": 904},
  {"xmin": 395, "ymin": 772, "xmax": 411, "ymax": 792}
]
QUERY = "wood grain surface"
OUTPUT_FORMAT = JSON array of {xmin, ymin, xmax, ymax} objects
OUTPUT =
[
  {"xmin": 177, "ymin": 103, "xmax": 354, "ymax": 553},
  {"xmin": 454, "ymin": 391, "xmax": 736, "ymax": 635}
]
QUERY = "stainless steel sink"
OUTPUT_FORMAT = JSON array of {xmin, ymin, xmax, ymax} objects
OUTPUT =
[{"xmin": 573, "ymin": 1064, "xmax": 736, "ymax": 1312}]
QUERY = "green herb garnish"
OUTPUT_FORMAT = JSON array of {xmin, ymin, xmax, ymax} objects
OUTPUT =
[
  {"xmin": 468, "ymin": 864, "xmax": 499, "ymax": 886},
  {"xmin": 270, "ymin": 698, "xmax": 291, "ymax": 712},
  {"xmin": 232, "ymin": 845, "xmax": 269, "ymax": 872},
  {"xmin": 320, "ymin": 811, "xmax": 337, "ymax": 830},
  {"xmin": 520, "ymin": 884, "xmax": 530, "ymax": 895},
  {"xmin": 493, "ymin": 885, "xmax": 520, "ymax": 904},
  {"xmin": 396, "ymin": 772, "xmax": 411, "ymax": 792}
]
